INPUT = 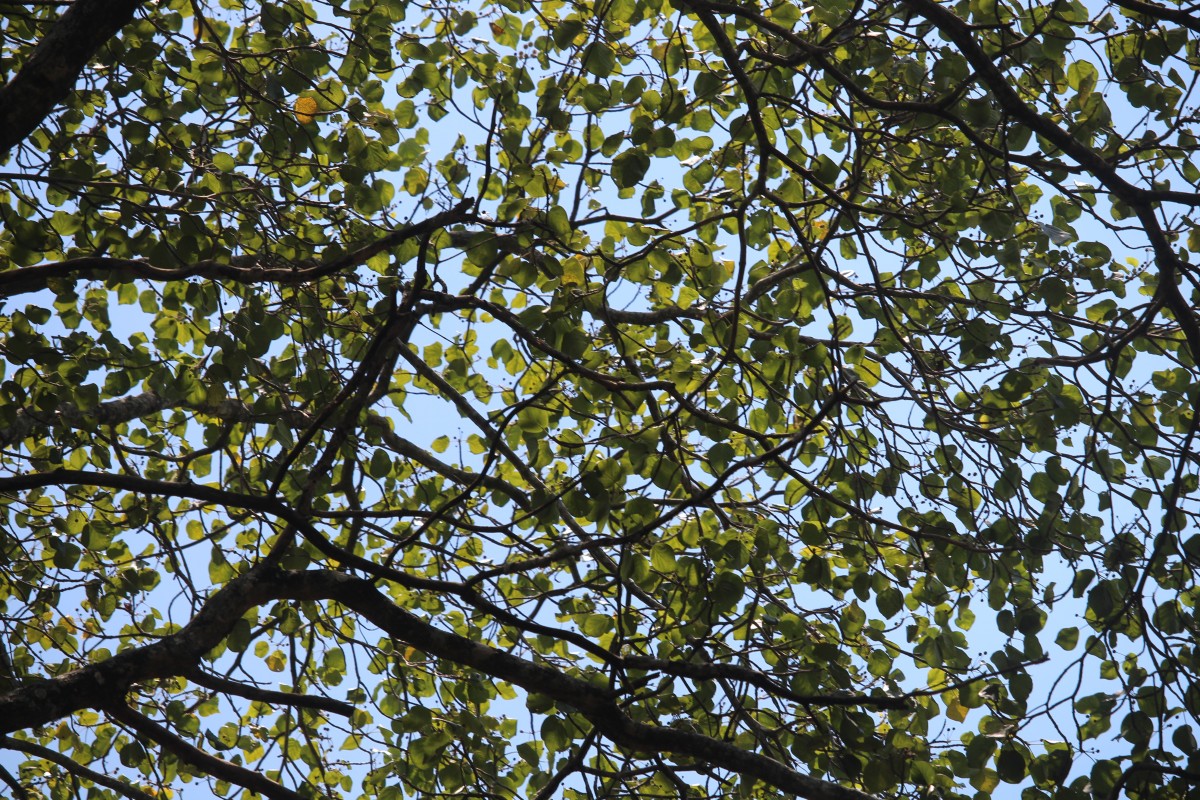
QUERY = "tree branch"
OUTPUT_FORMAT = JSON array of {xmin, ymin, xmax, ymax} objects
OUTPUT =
[
  {"xmin": 0, "ymin": 564, "xmax": 880, "ymax": 800},
  {"xmin": 0, "ymin": 0, "xmax": 143, "ymax": 155},
  {"xmin": 897, "ymin": 0, "xmax": 1197, "ymax": 206},
  {"xmin": 184, "ymin": 667, "xmax": 354, "ymax": 717},
  {"xmin": 106, "ymin": 704, "xmax": 305, "ymax": 800},
  {"xmin": 900, "ymin": 0, "xmax": 1200, "ymax": 368},
  {"xmin": 0, "ymin": 554, "xmax": 283, "ymax": 735},
  {"xmin": 0, "ymin": 391, "xmax": 529, "ymax": 506},
  {"xmin": 284, "ymin": 570, "xmax": 882, "ymax": 800},
  {"xmin": 621, "ymin": 655, "xmax": 912, "ymax": 710},
  {"xmin": 1110, "ymin": 0, "xmax": 1200, "ymax": 34},
  {"xmin": 0, "ymin": 761, "xmax": 28, "ymax": 800},
  {"xmin": 0, "ymin": 468, "xmax": 611, "ymax": 660},
  {"xmin": 0, "ymin": 735, "xmax": 157, "ymax": 800},
  {"xmin": 0, "ymin": 199, "xmax": 474, "ymax": 297}
]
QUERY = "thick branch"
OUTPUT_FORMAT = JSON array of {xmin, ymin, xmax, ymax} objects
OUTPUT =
[
  {"xmin": 280, "ymin": 570, "xmax": 881, "ymax": 800},
  {"xmin": 0, "ymin": 0, "xmax": 143, "ymax": 155},
  {"xmin": 1110, "ymin": 0, "xmax": 1200, "ymax": 34},
  {"xmin": 899, "ymin": 0, "xmax": 1200, "ymax": 369},
  {"xmin": 0, "ymin": 762, "xmax": 27, "ymax": 800},
  {"xmin": 0, "ymin": 390, "xmax": 206, "ymax": 447},
  {"xmin": 0, "ymin": 563, "xmax": 877, "ymax": 800},
  {"xmin": 0, "ymin": 556, "xmax": 282, "ymax": 734},
  {"xmin": 0, "ymin": 468, "xmax": 607, "ymax": 659},
  {"xmin": 897, "ymin": 0, "xmax": 1196, "ymax": 206}
]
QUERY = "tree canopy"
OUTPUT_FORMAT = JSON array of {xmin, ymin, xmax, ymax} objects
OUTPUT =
[{"xmin": 2, "ymin": 0, "xmax": 1200, "ymax": 798}]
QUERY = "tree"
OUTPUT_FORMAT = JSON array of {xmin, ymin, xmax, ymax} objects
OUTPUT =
[{"xmin": 1, "ymin": 0, "xmax": 1199, "ymax": 797}]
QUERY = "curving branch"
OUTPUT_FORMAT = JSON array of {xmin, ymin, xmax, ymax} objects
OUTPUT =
[
  {"xmin": 106, "ymin": 704, "xmax": 305, "ymax": 800},
  {"xmin": 0, "ymin": 761, "xmax": 27, "ymax": 800},
  {"xmin": 0, "ymin": 735, "xmax": 158, "ymax": 800},
  {"xmin": 0, "ymin": 199, "xmax": 474, "ymax": 297},
  {"xmin": 0, "ymin": 0, "xmax": 144, "ymax": 155},
  {"xmin": 620, "ymin": 655, "xmax": 912, "ymax": 711},
  {"xmin": 0, "ymin": 390, "xmax": 218, "ymax": 448},
  {"xmin": 895, "ymin": 0, "xmax": 1192, "ymax": 206},
  {"xmin": 0, "ymin": 390, "xmax": 530, "ymax": 506},
  {"xmin": 531, "ymin": 731, "xmax": 598, "ymax": 800},
  {"xmin": 1109, "ymin": 0, "xmax": 1200, "ymax": 34},
  {"xmin": 898, "ymin": 0, "xmax": 1200, "ymax": 366},
  {"xmin": 0, "ymin": 559, "xmax": 881, "ymax": 800},
  {"xmin": 184, "ymin": 667, "xmax": 354, "ymax": 717},
  {"xmin": 0, "ymin": 468, "xmax": 620, "ymax": 659},
  {"xmin": 0, "ymin": 551, "xmax": 289, "ymax": 734},
  {"xmin": 283, "ymin": 571, "xmax": 884, "ymax": 800}
]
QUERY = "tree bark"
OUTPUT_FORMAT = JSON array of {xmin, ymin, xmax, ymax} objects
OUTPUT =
[
  {"xmin": 0, "ymin": 0, "xmax": 144, "ymax": 156},
  {"xmin": 0, "ymin": 565, "xmax": 880, "ymax": 800}
]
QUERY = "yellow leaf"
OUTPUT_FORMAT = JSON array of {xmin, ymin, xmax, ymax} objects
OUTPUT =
[
  {"xmin": 294, "ymin": 96, "xmax": 319, "ymax": 124},
  {"xmin": 562, "ymin": 256, "xmax": 586, "ymax": 286},
  {"xmin": 945, "ymin": 696, "xmax": 969, "ymax": 722}
]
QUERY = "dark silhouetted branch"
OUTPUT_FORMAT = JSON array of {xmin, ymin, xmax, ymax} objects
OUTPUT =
[
  {"xmin": 0, "ymin": 735, "xmax": 157, "ymax": 800},
  {"xmin": 0, "ymin": 0, "xmax": 143, "ymax": 155},
  {"xmin": 0, "ymin": 199, "xmax": 473, "ymax": 297},
  {"xmin": 107, "ymin": 704, "xmax": 305, "ymax": 800},
  {"xmin": 184, "ymin": 667, "xmax": 354, "ymax": 717}
]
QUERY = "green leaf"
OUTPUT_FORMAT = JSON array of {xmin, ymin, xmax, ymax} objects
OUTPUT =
[
  {"xmin": 582, "ymin": 43, "xmax": 616, "ymax": 77},
  {"xmin": 1055, "ymin": 627, "xmax": 1079, "ymax": 650},
  {"xmin": 368, "ymin": 449, "xmax": 392, "ymax": 478},
  {"xmin": 711, "ymin": 572, "xmax": 745, "ymax": 612},
  {"xmin": 611, "ymin": 149, "xmax": 650, "ymax": 189},
  {"xmin": 2, "ymin": 4, "xmax": 1196, "ymax": 799},
  {"xmin": 996, "ymin": 746, "xmax": 1026, "ymax": 783},
  {"xmin": 553, "ymin": 20, "xmax": 585, "ymax": 49},
  {"xmin": 211, "ymin": 152, "xmax": 237, "ymax": 172},
  {"xmin": 650, "ymin": 543, "xmax": 676, "ymax": 572},
  {"xmin": 546, "ymin": 205, "xmax": 572, "ymax": 241}
]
